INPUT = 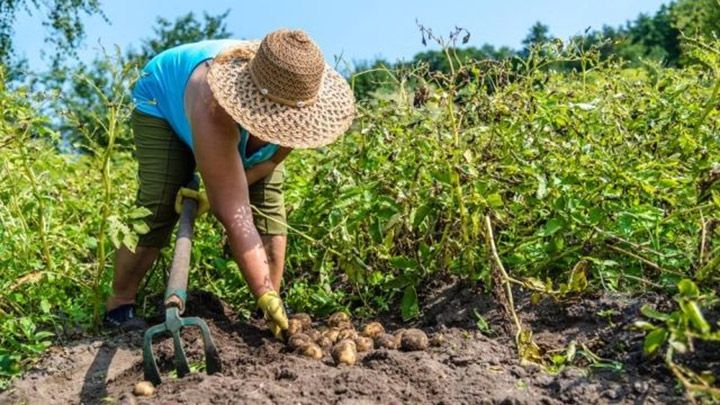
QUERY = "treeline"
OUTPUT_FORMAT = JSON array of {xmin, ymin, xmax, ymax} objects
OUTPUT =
[
  {"xmin": 352, "ymin": 0, "xmax": 720, "ymax": 98},
  {"xmin": 0, "ymin": 0, "xmax": 718, "ymax": 145}
]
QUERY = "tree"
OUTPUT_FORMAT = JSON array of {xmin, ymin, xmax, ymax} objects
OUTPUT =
[
  {"xmin": 0, "ymin": 0, "xmax": 105, "ymax": 66},
  {"xmin": 521, "ymin": 22, "xmax": 553, "ymax": 56},
  {"xmin": 672, "ymin": 0, "xmax": 720, "ymax": 40},
  {"xmin": 128, "ymin": 10, "xmax": 231, "ymax": 68},
  {"xmin": 620, "ymin": 5, "xmax": 681, "ymax": 65}
]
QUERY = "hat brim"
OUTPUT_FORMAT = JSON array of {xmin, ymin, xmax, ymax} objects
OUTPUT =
[{"xmin": 207, "ymin": 43, "xmax": 356, "ymax": 149}]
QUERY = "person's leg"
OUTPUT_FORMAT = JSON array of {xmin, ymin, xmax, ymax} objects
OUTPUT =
[
  {"xmin": 249, "ymin": 163, "xmax": 288, "ymax": 293},
  {"xmin": 105, "ymin": 110, "xmax": 195, "ymax": 314},
  {"xmin": 261, "ymin": 235, "xmax": 287, "ymax": 292},
  {"xmin": 106, "ymin": 246, "xmax": 161, "ymax": 310}
]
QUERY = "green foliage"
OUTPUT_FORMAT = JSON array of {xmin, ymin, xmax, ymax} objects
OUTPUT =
[
  {"xmin": 287, "ymin": 39, "xmax": 720, "ymax": 320},
  {"xmin": 0, "ymin": 58, "xmax": 141, "ymax": 380},
  {"xmin": 637, "ymin": 279, "xmax": 720, "ymax": 399},
  {"xmin": 672, "ymin": 0, "xmax": 720, "ymax": 42}
]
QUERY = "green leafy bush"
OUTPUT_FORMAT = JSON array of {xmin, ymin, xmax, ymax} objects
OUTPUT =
[{"xmin": 283, "ymin": 39, "xmax": 720, "ymax": 317}]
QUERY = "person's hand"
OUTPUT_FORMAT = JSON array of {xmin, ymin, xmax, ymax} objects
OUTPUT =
[
  {"xmin": 175, "ymin": 187, "xmax": 210, "ymax": 215},
  {"xmin": 257, "ymin": 291, "xmax": 288, "ymax": 339}
]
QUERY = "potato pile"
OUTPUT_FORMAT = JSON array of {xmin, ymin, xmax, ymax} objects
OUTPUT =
[{"xmin": 284, "ymin": 312, "xmax": 431, "ymax": 366}]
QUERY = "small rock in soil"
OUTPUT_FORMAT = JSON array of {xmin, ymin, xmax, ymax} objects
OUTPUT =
[
  {"xmin": 275, "ymin": 368, "xmax": 297, "ymax": 381},
  {"xmin": 633, "ymin": 380, "xmax": 649, "ymax": 394}
]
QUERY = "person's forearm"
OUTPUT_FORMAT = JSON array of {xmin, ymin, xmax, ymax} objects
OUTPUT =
[
  {"xmin": 220, "ymin": 205, "xmax": 274, "ymax": 298},
  {"xmin": 245, "ymin": 161, "xmax": 276, "ymax": 186}
]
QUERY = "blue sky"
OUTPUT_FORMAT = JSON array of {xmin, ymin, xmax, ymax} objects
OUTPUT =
[{"xmin": 14, "ymin": 0, "xmax": 669, "ymax": 71}]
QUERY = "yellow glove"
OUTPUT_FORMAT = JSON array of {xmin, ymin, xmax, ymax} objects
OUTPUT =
[
  {"xmin": 257, "ymin": 291, "xmax": 288, "ymax": 339},
  {"xmin": 175, "ymin": 187, "xmax": 210, "ymax": 216}
]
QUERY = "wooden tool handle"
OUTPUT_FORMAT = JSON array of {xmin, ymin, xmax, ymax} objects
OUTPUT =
[{"xmin": 164, "ymin": 177, "xmax": 200, "ymax": 313}]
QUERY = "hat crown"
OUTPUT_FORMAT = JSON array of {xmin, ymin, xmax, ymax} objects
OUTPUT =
[{"xmin": 249, "ymin": 29, "xmax": 325, "ymax": 107}]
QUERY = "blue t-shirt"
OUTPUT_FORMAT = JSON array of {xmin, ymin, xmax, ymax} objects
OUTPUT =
[{"xmin": 132, "ymin": 39, "xmax": 279, "ymax": 168}]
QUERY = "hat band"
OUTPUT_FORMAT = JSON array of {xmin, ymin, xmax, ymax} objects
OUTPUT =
[{"xmin": 248, "ymin": 62, "xmax": 319, "ymax": 109}]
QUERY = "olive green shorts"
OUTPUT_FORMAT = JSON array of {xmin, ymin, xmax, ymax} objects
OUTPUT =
[{"xmin": 132, "ymin": 110, "xmax": 287, "ymax": 248}]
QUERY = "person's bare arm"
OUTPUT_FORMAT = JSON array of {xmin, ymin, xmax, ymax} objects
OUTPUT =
[
  {"xmin": 244, "ymin": 147, "xmax": 292, "ymax": 186},
  {"xmin": 187, "ymin": 74, "xmax": 274, "ymax": 298}
]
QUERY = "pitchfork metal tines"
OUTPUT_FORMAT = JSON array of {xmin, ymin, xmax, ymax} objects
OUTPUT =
[{"xmin": 142, "ymin": 178, "xmax": 222, "ymax": 385}]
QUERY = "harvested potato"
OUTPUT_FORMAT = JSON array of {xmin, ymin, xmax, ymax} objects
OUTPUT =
[
  {"xmin": 393, "ymin": 328, "xmax": 407, "ymax": 347},
  {"xmin": 291, "ymin": 313, "xmax": 313, "ymax": 330},
  {"xmin": 301, "ymin": 343, "xmax": 323, "ymax": 360},
  {"xmin": 328, "ymin": 312, "xmax": 350, "ymax": 327},
  {"xmin": 305, "ymin": 328, "xmax": 322, "ymax": 342},
  {"xmin": 354, "ymin": 336, "xmax": 374, "ymax": 352},
  {"xmin": 133, "ymin": 381, "xmax": 154, "ymax": 397},
  {"xmin": 288, "ymin": 333, "xmax": 313, "ymax": 350},
  {"xmin": 286, "ymin": 318, "xmax": 304, "ymax": 336},
  {"xmin": 335, "ymin": 321, "xmax": 354, "ymax": 331},
  {"xmin": 401, "ymin": 328, "xmax": 429, "ymax": 351},
  {"xmin": 430, "ymin": 333, "xmax": 446, "ymax": 347},
  {"xmin": 374, "ymin": 333, "xmax": 398, "ymax": 350},
  {"xmin": 332, "ymin": 339, "xmax": 357, "ymax": 366},
  {"xmin": 361, "ymin": 322, "xmax": 385, "ymax": 338},
  {"xmin": 316, "ymin": 335, "xmax": 333, "ymax": 351},
  {"xmin": 337, "ymin": 328, "xmax": 358, "ymax": 341},
  {"xmin": 323, "ymin": 327, "xmax": 341, "ymax": 343}
]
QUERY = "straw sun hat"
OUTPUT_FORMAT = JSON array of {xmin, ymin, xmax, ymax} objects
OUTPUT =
[{"xmin": 207, "ymin": 29, "xmax": 356, "ymax": 149}]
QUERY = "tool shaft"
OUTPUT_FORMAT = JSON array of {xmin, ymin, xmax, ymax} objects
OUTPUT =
[{"xmin": 164, "ymin": 179, "xmax": 199, "ymax": 313}]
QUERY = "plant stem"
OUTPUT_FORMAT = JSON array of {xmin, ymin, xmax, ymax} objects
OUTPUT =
[
  {"xmin": 16, "ymin": 130, "xmax": 54, "ymax": 272},
  {"xmin": 92, "ymin": 104, "xmax": 119, "ymax": 329},
  {"xmin": 484, "ymin": 214, "xmax": 523, "ymax": 336}
]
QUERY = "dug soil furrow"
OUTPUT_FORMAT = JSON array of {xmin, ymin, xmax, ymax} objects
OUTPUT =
[{"xmin": 1, "ymin": 286, "xmax": 686, "ymax": 404}]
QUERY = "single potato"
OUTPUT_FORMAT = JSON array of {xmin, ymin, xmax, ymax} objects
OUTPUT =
[
  {"xmin": 337, "ymin": 328, "xmax": 358, "ymax": 341},
  {"xmin": 335, "ymin": 321, "xmax": 354, "ymax": 331},
  {"xmin": 301, "ymin": 343, "xmax": 323, "ymax": 360},
  {"xmin": 291, "ymin": 313, "xmax": 313, "ymax": 330},
  {"xmin": 374, "ymin": 333, "xmax": 398, "ymax": 350},
  {"xmin": 328, "ymin": 312, "xmax": 351, "ymax": 327},
  {"xmin": 316, "ymin": 335, "xmax": 334, "ymax": 351},
  {"xmin": 133, "ymin": 381, "xmax": 154, "ymax": 397},
  {"xmin": 323, "ymin": 327, "xmax": 341, "ymax": 343},
  {"xmin": 286, "ymin": 318, "xmax": 304, "ymax": 336},
  {"xmin": 355, "ymin": 336, "xmax": 374, "ymax": 352},
  {"xmin": 400, "ymin": 328, "xmax": 429, "ymax": 351},
  {"xmin": 332, "ymin": 339, "xmax": 357, "ymax": 366},
  {"xmin": 288, "ymin": 333, "xmax": 313, "ymax": 351},
  {"xmin": 305, "ymin": 328, "xmax": 322, "ymax": 342},
  {"xmin": 361, "ymin": 322, "xmax": 385, "ymax": 338},
  {"xmin": 393, "ymin": 328, "xmax": 407, "ymax": 347}
]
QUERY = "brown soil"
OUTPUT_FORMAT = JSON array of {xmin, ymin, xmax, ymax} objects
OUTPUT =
[{"xmin": 1, "ymin": 286, "xmax": 689, "ymax": 405}]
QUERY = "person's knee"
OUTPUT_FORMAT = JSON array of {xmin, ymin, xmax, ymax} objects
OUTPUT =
[{"xmin": 136, "ymin": 202, "xmax": 179, "ymax": 248}]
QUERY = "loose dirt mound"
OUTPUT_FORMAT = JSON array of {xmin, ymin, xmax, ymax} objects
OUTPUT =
[{"xmin": 1, "ymin": 287, "xmax": 686, "ymax": 404}]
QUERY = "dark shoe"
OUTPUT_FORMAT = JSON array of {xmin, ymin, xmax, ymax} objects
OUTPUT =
[{"xmin": 103, "ymin": 304, "xmax": 148, "ymax": 331}]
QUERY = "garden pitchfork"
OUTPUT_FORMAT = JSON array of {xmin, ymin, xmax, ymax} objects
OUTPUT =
[{"xmin": 142, "ymin": 177, "xmax": 221, "ymax": 385}]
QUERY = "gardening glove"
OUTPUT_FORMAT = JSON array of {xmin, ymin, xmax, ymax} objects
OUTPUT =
[
  {"xmin": 175, "ymin": 187, "xmax": 210, "ymax": 216},
  {"xmin": 257, "ymin": 291, "xmax": 288, "ymax": 339}
]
